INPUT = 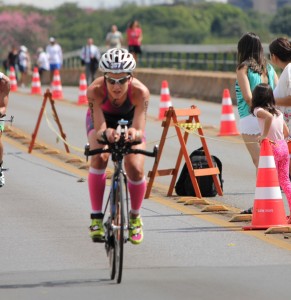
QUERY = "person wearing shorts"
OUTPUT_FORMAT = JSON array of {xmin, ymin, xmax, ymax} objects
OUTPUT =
[
  {"xmin": 236, "ymin": 32, "xmax": 278, "ymax": 214},
  {"xmin": 46, "ymin": 37, "xmax": 63, "ymax": 83},
  {"xmin": 86, "ymin": 48, "xmax": 149, "ymax": 245}
]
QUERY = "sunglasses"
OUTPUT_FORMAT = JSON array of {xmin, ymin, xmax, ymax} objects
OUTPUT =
[{"xmin": 105, "ymin": 75, "xmax": 130, "ymax": 85}]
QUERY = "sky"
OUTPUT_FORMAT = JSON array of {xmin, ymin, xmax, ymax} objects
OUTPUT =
[{"xmin": 3, "ymin": 0, "xmax": 227, "ymax": 10}]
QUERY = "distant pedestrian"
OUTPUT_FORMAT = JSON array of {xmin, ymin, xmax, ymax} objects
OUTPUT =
[
  {"xmin": 106, "ymin": 25, "xmax": 123, "ymax": 49},
  {"xmin": 18, "ymin": 45, "xmax": 30, "ymax": 88},
  {"xmin": 7, "ymin": 45, "xmax": 19, "ymax": 79},
  {"xmin": 80, "ymin": 38, "xmax": 101, "ymax": 84},
  {"xmin": 36, "ymin": 47, "xmax": 49, "ymax": 83},
  {"xmin": 126, "ymin": 20, "xmax": 143, "ymax": 63},
  {"xmin": 46, "ymin": 37, "xmax": 63, "ymax": 83}
]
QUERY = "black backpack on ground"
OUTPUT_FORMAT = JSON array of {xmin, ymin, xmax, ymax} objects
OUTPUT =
[{"xmin": 175, "ymin": 147, "xmax": 223, "ymax": 197}]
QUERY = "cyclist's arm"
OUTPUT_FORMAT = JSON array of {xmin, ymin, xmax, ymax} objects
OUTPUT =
[
  {"xmin": 87, "ymin": 78, "xmax": 117, "ymax": 143},
  {"xmin": 130, "ymin": 79, "xmax": 150, "ymax": 140},
  {"xmin": 87, "ymin": 79, "xmax": 107, "ymax": 141},
  {"xmin": 0, "ymin": 73, "xmax": 10, "ymax": 117}
]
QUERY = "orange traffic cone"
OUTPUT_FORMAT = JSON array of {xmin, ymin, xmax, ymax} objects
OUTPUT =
[
  {"xmin": 218, "ymin": 89, "xmax": 239, "ymax": 136},
  {"xmin": 51, "ymin": 69, "xmax": 63, "ymax": 100},
  {"xmin": 31, "ymin": 67, "xmax": 42, "ymax": 95},
  {"xmin": 158, "ymin": 80, "xmax": 172, "ymax": 120},
  {"xmin": 9, "ymin": 66, "xmax": 18, "ymax": 91},
  {"xmin": 243, "ymin": 139, "xmax": 287, "ymax": 230},
  {"xmin": 77, "ymin": 73, "xmax": 88, "ymax": 105}
]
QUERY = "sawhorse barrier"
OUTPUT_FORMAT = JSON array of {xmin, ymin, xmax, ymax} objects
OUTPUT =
[
  {"xmin": 28, "ymin": 89, "xmax": 69, "ymax": 154},
  {"xmin": 145, "ymin": 105, "xmax": 223, "ymax": 199}
]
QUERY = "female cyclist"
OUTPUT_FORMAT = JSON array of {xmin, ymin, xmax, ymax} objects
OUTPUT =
[{"xmin": 86, "ymin": 48, "xmax": 150, "ymax": 245}]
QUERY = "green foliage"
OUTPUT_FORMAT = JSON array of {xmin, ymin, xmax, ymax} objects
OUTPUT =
[
  {"xmin": 0, "ymin": 1, "xmax": 290, "ymax": 61},
  {"xmin": 270, "ymin": 5, "xmax": 291, "ymax": 36}
]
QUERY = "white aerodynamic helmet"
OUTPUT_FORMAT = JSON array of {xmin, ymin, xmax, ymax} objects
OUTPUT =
[{"xmin": 99, "ymin": 48, "xmax": 136, "ymax": 73}]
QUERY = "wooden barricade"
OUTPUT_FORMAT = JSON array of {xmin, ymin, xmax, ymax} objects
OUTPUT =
[
  {"xmin": 28, "ymin": 89, "xmax": 70, "ymax": 154},
  {"xmin": 145, "ymin": 105, "xmax": 223, "ymax": 199}
]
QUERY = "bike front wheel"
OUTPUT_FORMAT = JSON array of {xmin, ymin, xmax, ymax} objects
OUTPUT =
[{"xmin": 112, "ymin": 175, "xmax": 126, "ymax": 284}]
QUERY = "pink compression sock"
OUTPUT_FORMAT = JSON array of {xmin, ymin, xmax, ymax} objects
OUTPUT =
[
  {"xmin": 88, "ymin": 168, "xmax": 106, "ymax": 213},
  {"xmin": 127, "ymin": 177, "xmax": 146, "ymax": 214}
]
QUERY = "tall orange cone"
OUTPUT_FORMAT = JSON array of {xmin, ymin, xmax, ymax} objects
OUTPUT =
[
  {"xmin": 9, "ymin": 66, "xmax": 18, "ymax": 91},
  {"xmin": 158, "ymin": 80, "xmax": 172, "ymax": 120},
  {"xmin": 218, "ymin": 89, "xmax": 239, "ymax": 136},
  {"xmin": 77, "ymin": 73, "xmax": 88, "ymax": 105},
  {"xmin": 243, "ymin": 139, "xmax": 287, "ymax": 230},
  {"xmin": 51, "ymin": 69, "xmax": 63, "ymax": 100},
  {"xmin": 31, "ymin": 67, "xmax": 42, "ymax": 95}
]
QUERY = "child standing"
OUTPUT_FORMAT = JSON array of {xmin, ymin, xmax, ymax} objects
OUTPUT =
[{"xmin": 251, "ymin": 83, "xmax": 291, "ymax": 223}]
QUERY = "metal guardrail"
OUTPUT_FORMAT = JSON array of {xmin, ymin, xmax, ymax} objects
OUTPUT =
[{"xmin": 62, "ymin": 44, "xmax": 271, "ymax": 72}]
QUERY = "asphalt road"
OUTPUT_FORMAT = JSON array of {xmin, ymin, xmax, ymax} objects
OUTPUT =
[{"xmin": 0, "ymin": 86, "xmax": 291, "ymax": 299}]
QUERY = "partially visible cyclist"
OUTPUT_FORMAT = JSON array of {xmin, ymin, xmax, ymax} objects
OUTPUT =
[
  {"xmin": 86, "ymin": 48, "xmax": 150, "ymax": 245},
  {"xmin": 0, "ymin": 72, "xmax": 11, "ymax": 187}
]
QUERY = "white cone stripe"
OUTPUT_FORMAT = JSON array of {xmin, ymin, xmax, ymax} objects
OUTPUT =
[
  {"xmin": 53, "ymin": 86, "xmax": 62, "ymax": 91},
  {"xmin": 220, "ymin": 114, "xmax": 235, "ymax": 121},
  {"xmin": 159, "ymin": 102, "xmax": 172, "ymax": 108},
  {"xmin": 222, "ymin": 97, "xmax": 232, "ymax": 105},
  {"xmin": 80, "ymin": 79, "xmax": 87, "ymax": 85},
  {"xmin": 258, "ymin": 156, "xmax": 276, "ymax": 168},
  {"xmin": 54, "ymin": 76, "xmax": 61, "ymax": 80},
  {"xmin": 161, "ymin": 87, "xmax": 170, "ymax": 94},
  {"xmin": 79, "ymin": 90, "xmax": 87, "ymax": 96},
  {"xmin": 11, "ymin": 80, "xmax": 17, "ymax": 84},
  {"xmin": 255, "ymin": 187, "xmax": 282, "ymax": 199},
  {"xmin": 32, "ymin": 82, "xmax": 41, "ymax": 87}
]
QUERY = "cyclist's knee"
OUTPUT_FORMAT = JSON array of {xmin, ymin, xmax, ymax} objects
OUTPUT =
[
  {"xmin": 90, "ymin": 154, "xmax": 109, "ymax": 169},
  {"xmin": 126, "ymin": 164, "xmax": 144, "ymax": 181}
]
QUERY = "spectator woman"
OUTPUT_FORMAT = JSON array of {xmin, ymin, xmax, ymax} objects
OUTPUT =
[
  {"xmin": 126, "ymin": 20, "xmax": 143, "ymax": 63},
  {"xmin": 269, "ymin": 37, "xmax": 291, "ymax": 176},
  {"xmin": 236, "ymin": 32, "xmax": 278, "ymax": 214},
  {"xmin": 236, "ymin": 32, "xmax": 278, "ymax": 169}
]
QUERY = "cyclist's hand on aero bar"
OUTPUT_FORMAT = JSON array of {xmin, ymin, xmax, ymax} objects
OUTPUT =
[
  {"xmin": 97, "ymin": 128, "xmax": 121, "ymax": 144},
  {"xmin": 127, "ymin": 128, "xmax": 143, "ymax": 143}
]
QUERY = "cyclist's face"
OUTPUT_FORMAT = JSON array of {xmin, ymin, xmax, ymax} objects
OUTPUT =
[{"xmin": 105, "ymin": 72, "xmax": 130, "ymax": 99}]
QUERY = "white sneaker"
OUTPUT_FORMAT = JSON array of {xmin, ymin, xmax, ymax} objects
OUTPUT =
[{"xmin": 0, "ymin": 169, "xmax": 5, "ymax": 187}]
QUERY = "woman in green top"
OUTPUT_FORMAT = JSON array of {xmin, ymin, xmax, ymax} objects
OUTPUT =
[{"xmin": 236, "ymin": 32, "xmax": 278, "ymax": 169}]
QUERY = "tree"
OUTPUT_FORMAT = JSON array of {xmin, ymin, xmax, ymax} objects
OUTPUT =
[
  {"xmin": 270, "ymin": 5, "xmax": 291, "ymax": 35},
  {"xmin": 0, "ymin": 9, "xmax": 52, "ymax": 59}
]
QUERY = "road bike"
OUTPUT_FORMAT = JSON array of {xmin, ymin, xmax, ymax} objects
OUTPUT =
[{"xmin": 84, "ymin": 119, "xmax": 158, "ymax": 284}]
